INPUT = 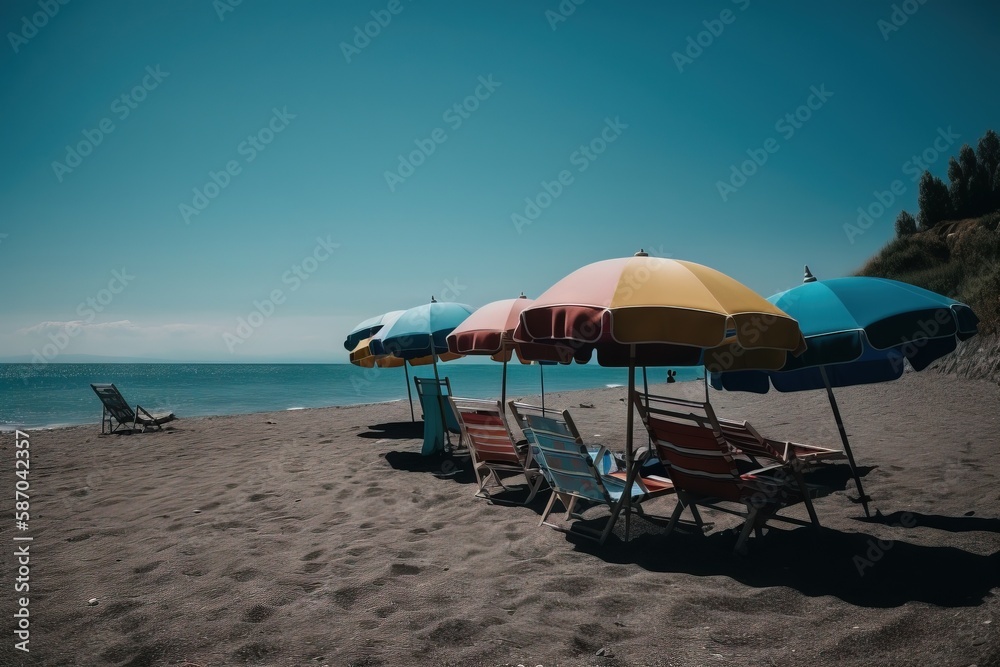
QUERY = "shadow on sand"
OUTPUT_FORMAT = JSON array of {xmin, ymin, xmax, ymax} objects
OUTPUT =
[
  {"xmin": 854, "ymin": 510, "xmax": 1000, "ymax": 534},
  {"xmin": 566, "ymin": 515, "xmax": 1000, "ymax": 608},
  {"xmin": 356, "ymin": 421, "xmax": 425, "ymax": 440},
  {"xmin": 382, "ymin": 451, "xmax": 476, "ymax": 484}
]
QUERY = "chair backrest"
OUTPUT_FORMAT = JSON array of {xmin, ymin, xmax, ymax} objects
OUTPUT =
[
  {"xmin": 633, "ymin": 391, "xmax": 742, "ymax": 501},
  {"xmin": 414, "ymin": 377, "xmax": 461, "ymax": 433},
  {"xmin": 716, "ymin": 417, "xmax": 783, "ymax": 460},
  {"xmin": 91, "ymin": 383, "xmax": 136, "ymax": 424},
  {"xmin": 507, "ymin": 401, "xmax": 578, "ymax": 441},
  {"xmin": 523, "ymin": 416, "xmax": 611, "ymax": 505},
  {"xmin": 449, "ymin": 397, "xmax": 522, "ymax": 466}
]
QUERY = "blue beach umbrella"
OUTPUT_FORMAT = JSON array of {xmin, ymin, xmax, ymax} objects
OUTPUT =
[
  {"xmin": 344, "ymin": 310, "xmax": 406, "ymax": 353},
  {"xmin": 374, "ymin": 298, "xmax": 475, "ymax": 371},
  {"xmin": 711, "ymin": 268, "xmax": 979, "ymax": 516},
  {"xmin": 345, "ymin": 310, "xmax": 421, "ymax": 421},
  {"xmin": 375, "ymin": 298, "xmax": 475, "ymax": 449}
]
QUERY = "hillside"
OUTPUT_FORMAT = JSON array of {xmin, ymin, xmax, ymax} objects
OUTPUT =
[{"xmin": 857, "ymin": 211, "xmax": 1000, "ymax": 382}]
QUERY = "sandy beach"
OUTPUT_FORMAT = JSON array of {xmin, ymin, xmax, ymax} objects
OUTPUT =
[{"xmin": 4, "ymin": 371, "xmax": 999, "ymax": 667}]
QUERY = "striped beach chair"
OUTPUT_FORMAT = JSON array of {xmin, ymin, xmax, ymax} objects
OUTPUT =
[
  {"xmin": 715, "ymin": 417, "xmax": 845, "ymax": 465},
  {"xmin": 634, "ymin": 391, "xmax": 822, "ymax": 552},
  {"xmin": 449, "ymin": 397, "xmax": 546, "ymax": 503},
  {"xmin": 509, "ymin": 402, "xmax": 674, "ymax": 544}
]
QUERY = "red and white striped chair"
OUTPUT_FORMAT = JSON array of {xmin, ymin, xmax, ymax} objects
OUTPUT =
[
  {"xmin": 449, "ymin": 397, "xmax": 546, "ymax": 504},
  {"xmin": 633, "ymin": 391, "xmax": 824, "ymax": 552}
]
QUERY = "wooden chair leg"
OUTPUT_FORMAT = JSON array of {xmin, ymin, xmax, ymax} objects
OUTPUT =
[
  {"xmin": 735, "ymin": 508, "xmax": 759, "ymax": 553},
  {"xmin": 539, "ymin": 493, "xmax": 558, "ymax": 527},
  {"xmin": 665, "ymin": 498, "xmax": 686, "ymax": 536}
]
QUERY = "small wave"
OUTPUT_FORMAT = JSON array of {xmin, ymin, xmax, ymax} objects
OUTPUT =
[
  {"xmin": 286, "ymin": 407, "xmax": 305, "ymax": 411},
  {"xmin": 605, "ymin": 383, "xmax": 624, "ymax": 388}
]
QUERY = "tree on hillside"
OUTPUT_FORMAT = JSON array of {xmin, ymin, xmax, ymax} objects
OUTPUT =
[
  {"xmin": 977, "ymin": 129, "xmax": 1000, "ymax": 211},
  {"xmin": 895, "ymin": 210, "xmax": 917, "ymax": 237},
  {"xmin": 948, "ymin": 156, "xmax": 968, "ymax": 217},
  {"xmin": 896, "ymin": 211, "xmax": 917, "ymax": 238},
  {"xmin": 917, "ymin": 171, "xmax": 951, "ymax": 230},
  {"xmin": 960, "ymin": 144, "xmax": 988, "ymax": 217}
]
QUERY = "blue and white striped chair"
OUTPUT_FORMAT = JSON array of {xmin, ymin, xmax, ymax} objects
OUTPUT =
[{"xmin": 508, "ymin": 402, "xmax": 674, "ymax": 544}]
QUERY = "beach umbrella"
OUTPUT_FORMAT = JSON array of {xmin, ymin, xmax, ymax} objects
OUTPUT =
[
  {"xmin": 515, "ymin": 251, "xmax": 806, "ymax": 536},
  {"xmin": 446, "ymin": 294, "xmax": 574, "ymax": 410},
  {"xmin": 349, "ymin": 336, "xmax": 419, "ymax": 422},
  {"xmin": 345, "ymin": 310, "xmax": 429, "ymax": 422},
  {"xmin": 374, "ymin": 298, "xmax": 474, "ymax": 370},
  {"xmin": 375, "ymin": 298, "xmax": 475, "ymax": 446},
  {"xmin": 711, "ymin": 267, "xmax": 980, "ymax": 517},
  {"xmin": 344, "ymin": 311, "xmax": 405, "ymax": 353}
]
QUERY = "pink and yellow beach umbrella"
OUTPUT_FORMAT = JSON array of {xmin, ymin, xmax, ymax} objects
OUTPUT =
[
  {"xmin": 446, "ymin": 294, "xmax": 574, "ymax": 408},
  {"xmin": 515, "ymin": 251, "xmax": 806, "ymax": 537}
]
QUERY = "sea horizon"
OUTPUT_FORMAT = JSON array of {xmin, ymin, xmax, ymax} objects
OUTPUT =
[{"xmin": 1, "ymin": 362, "xmax": 704, "ymax": 431}]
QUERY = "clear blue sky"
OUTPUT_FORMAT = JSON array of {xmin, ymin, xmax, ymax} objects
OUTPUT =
[{"xmin": 1, "ymin": 0, "xmax": 997, "ymax": 362}]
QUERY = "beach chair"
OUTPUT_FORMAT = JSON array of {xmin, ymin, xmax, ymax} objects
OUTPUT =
[
  {"xmin": 449, "ymin": 397, "xmax": 546, "ymax": 503},
  {"xmin": 90, "ymin": 383, "xmax": 176, "ymax": 434},
  {"xmin": 508, "ymin": 401, "xmax": 674, "ymax": 544},
  {"xmin": 716, "ymin": 417, "xmax": 845, "ymax": 464},
  {"xmin": 413, "ymin": 377, "xmax": 462, "ymax": 456},
  {"xmin": 633, "ymin": 391, "xmax": 822, "ymax": 552}
]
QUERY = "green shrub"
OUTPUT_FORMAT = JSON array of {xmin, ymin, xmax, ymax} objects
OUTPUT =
[{"xmin": 860, "ymin": 234, "xmax": 950, "ymax": 278}]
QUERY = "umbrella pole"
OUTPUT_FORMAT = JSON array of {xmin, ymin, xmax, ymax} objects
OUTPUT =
[
  {"xmin": 623, "ymin": 344, "xmax": 637, "ymax": 541},
  {"xmin": 642, "ymin": 366, "xmax": 650, "ymax": 448},
  {"xmin": 433, "ymin": 354, "xmax": 452, "ymax": 451},
  {"xmin": 539, "ymin": 363, "xmax": 545, "ymax": 414},
  {"xmin": 404, "ymin": 361, "xmax": 415, "ymax": 422},
  {"xmin": 820, "ymin": 366, "xmax": 871, "ymax": 518},
  {"xmin": 501, "ymin": 353, "xmax": 508, "ymax": 409}
]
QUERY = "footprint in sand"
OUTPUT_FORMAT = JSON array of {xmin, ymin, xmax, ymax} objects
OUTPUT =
[
  {"xmin": 225, "ymin": 483, "xmax": 239, "ymax": 489},
  {"xmin": 232, "ymin": 642, "xmax": 280, "ymax": 663},
  {"xmin": 248, "ymin": 493, "xmax": 268, "ymax": 502},
  {"xmin": 101, "ymin": 601, "xmax": 142, "ymax": 619},
  {"xmin": 133, "ymin": 561, "xmax": 162, "ymax": 575},
  {"xmin": 301, "ymin": 549, "xmax": 324, "ymax": 561},
  {"xmin": 390, "ymin": 563, "xmax": 421, "ymax": 576},
  {"xmin": 243, "ymin": 604, "xmax": 275, "ymax": 623},
  {"xmin": 332, "ymin": 586, "xmax": 360, "ymax": 607},
  {"xmin": 228, "ymin": 568, "xmax": 258, "ymax": 582},
  {"xmin": 303, "ymin": 562, "xmax": 326, "ymax": 573}
]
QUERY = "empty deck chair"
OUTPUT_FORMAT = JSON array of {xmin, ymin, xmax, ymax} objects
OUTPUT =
[
  {"xmin": 633, "ymin": 391, "xmax": 823, "ymax": 552},
  {"xmin": 509, "ymin": 401, "xmax": 674, "ymax": 544},
  {"xmin": 449, "ymin": 397, "xmax": 546, "ymax": 503},
  {"xmin": 716, "ymin": 417, "xmax": 844, "ymax": 465},
  {"xmin": 414, "ymin": 377, "xmax": 462, "ymax": 456},
  {"xmin": 90, "ymin": 383, "xmax": 176, "ymax": 434}
]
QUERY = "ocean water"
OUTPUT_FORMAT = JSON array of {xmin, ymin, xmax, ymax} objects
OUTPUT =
[{"xmin": 0, "ymin": 363, "xmax": 704, "ymax": 431}]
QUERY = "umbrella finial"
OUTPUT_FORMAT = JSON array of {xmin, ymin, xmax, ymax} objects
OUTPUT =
[
  {"xmin": 803, "ymin": 266, "xmax": 817, "ymax": 283},
  {"xmin": 634, "ymin": 249, "xmax": 648, "ymax": 257},
  {"xmin": 430, "ymin": 295, "xmax": 437, "ymax": 303},
  {"xmin": 517, "ymin": 292, "xmax": 527, "ymax": 299}
]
